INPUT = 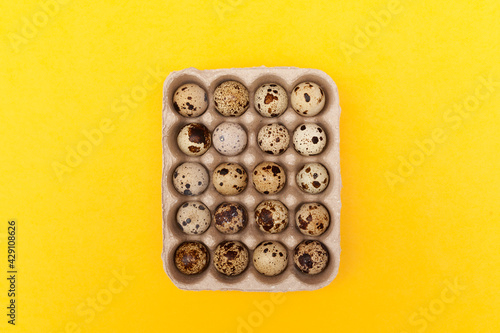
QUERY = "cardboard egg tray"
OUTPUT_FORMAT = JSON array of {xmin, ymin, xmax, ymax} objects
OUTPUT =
[{"xmin": 162, "ymin": 67, "xmax": 341, "ymax": 291}]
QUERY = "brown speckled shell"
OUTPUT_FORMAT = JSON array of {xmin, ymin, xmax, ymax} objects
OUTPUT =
[
  {"xmin": 253, "ymin": 241, "xmax": 288, "ymax": 276},
  {"xmin": 212, "ymin": 163, "xmax": 248, "ymax": 196},
  {"xmin": 172, "ymin": 162, "xmax": 209, "ymax": 196},
  {"xmin": 257, "ymin": 123, "xmax": 290, "ymax": 155},
  {"xmin": 214, "ymin": 80, "xmax": 249, "ymax": 117},
  {"xmin": 213, "ymin": 202, "xmax": 248, "ymax": 234},
  {"xmin": 291, "ymin": 81, "xmax": 325, "ymax": 117},
  {"xmin": 295, "ymin": 203, "xmax": 330, "ymax": 236},
  {"xmin": 173, "ymin": 83, "xmax": 208, "ymax": 117},
  {"xmin": 296, "ymin": 162, "xmax": 329, "ymax": 194},
  {"xmin": 213, "ymin": 241, "xmax": 249, "ymax": 276},
  {"xmin": 174, "ymin": 241, "xmax": 209, "ymax": 275},
  {"xmin": 177, "ymin": 123, "xmax": 212, "ymax": 156},
  {"xmin": 292, "ymin": 123, "xmax": 327, "ymax": 156},
  {"xmin": 294, "ymin": 240, "xmax": 329, "ymax": 275},
  {"xmin": 254, "ymin": 83, "xmax": 288, "ymax": 117},
  {"xmin": 255, "ymin": 200, "xmax": 289, "ymax": 234},
  {"xmin": 252, "ymin": 162, "xmax": 286, "ymax": 194}
]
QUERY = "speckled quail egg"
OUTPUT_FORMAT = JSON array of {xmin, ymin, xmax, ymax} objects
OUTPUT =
[
  {"xmin": 214, "ymin": 81, "xmax": 249, "ymax": 117},
  {"xmin": 177, "ymin": 123, "xmax": 211, "ymax": 156},
  {"xmin": 254, "ymin": 200, "xmax": 289, "ymax": 234},
  {"xmin": 257, "ymin": 124, "xmax": 290, "ymax": 155},
  {"xmin": 176, "ymin": 201, "xmax": 211, "ymax": 235},
  {"xmin": 253, "ymin": 241, "xmax": 288, "ymax": 276},
  {"xmin": 254, "ymin": 83, "xmax": 288, "ymax": 117},
  {"xmin": 172, "ymin": 162, "xmax": 209, "ymax": 196},
  {"xmin": 172, "ymin": 83, "xmax": 208, "ymax": 117},
  {"xmin": 291, "ymin": 82, "xmax": 325, "ymax": 116},
  {"xmin": 296, "ymin": 163, "xmax": 329, "ymax": 194},
  {"xmin": 252, "ymin": 162, "xmax": 286, "ymax": 194},
  {"xmin": 294, "ymin": 240, "xmax": 329, "ymax": 275},
  {"xmin": 174, "ymin": 241, "xmax": 209, "ymax": 275},
  {"xmin": 213, "ymin": 241, "xmax": 249, "ymax": 276},
  {"xmin": 213, "ymin": 202, "xmax": 248, "ymax": 234},
  {"xmin": 292, "ymin": 123, "xmax": 327, "ymax": 156},
  {"xmin": 212, "ymin": 163, "xmax": 248, "ymax": 196},
  {"xmin": 295, "ymin": 203, "xmax": 330, "ymax": 236},
  {"xmin": 212, "ymin": 122, "xmax": 247, "ymax": 156}
]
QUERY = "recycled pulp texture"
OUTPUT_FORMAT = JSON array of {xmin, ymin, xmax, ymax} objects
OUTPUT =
[{"xmin": 162, "ymin": 67, "xmax": 341, "ymax": 291}]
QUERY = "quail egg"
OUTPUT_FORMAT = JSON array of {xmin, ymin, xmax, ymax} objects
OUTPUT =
[
  {"xmin": 172, "ymin": 162, "xmax": 209, "ymax": 196},
  {"xmin": 253, "ymin": 241, "xmax": 288, "ymax": 276},
  {"xmin": 292, "ymin": 123, "xmax": 327, "ymax": 156},
  {"xmin": 254, "ymin": 83, "xmax": 288, "ymax": 117},
  {"xmin": 212, "ymin": 122, "xmax": 247, "ymax": 156},
  {"xmin": 172, "ymin": 83, "xmax": 208, "ymax": 117},
  {"xmin": 254, "ymin": 200, "xmax": 288, "ymax": 234},
  {"xmin": 214, "ymin": 81, "xmax": 249, "ymax": 117},
  {"xmin": 295, "ymin": 203, "xmax": 330, "ymax": 236},
  {"xmin": 294, "ymin": 240, "xmax": 329, "ymax": 275},
  {"xmin": 213, "ymin": 241, "xmax": 249, "ymax": 276},
  {"xmin": 213, "ymin": 202, "xmax": 248, "ymax": 234},
  {"xmin": 177, "ymin": 123, "xmax": 211, "ymax": 156},
  {"xmin": 176, "ymin": 201, "xmax": 211, "ymax": 235},
  {"xmin": 291, "ymin": 82, "xmax": 325, "ymax": 116},
  {"xmin": 174, "ymin": 241, "xmax": 209, "ymax": 275},
  {"xmin": 252, "ymin": 162, "xmax": 286, "ymax": 194},
  {"xmin": 257, "ymin": 123, "xmax": 290, "ymax": 155},
  {"xmin": 296, "ymin": 163, "xmax": 329, "ymax": 194},
  {"xmin": 212, "ymin": 163, "xmax": 248, "ymax": 196}
]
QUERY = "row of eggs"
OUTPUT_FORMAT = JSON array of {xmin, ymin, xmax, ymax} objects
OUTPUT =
[
  {"xmin": 173, "ymin": 81, "xmax": 327, "ymax": 118},
  {"xmin": 175, "ymin": 239, "xmax": 329, "ymax": 277},
  {"xmin": 172, "ymin": 161, "xmax": 330, "ymax": 196},
  {"xmin": 177, "ymin": 201, "xmax": 330, "ymax": 236},
  {"xmin": 177, "ymin": 122, "xmax": 327, "ymax": 157}
]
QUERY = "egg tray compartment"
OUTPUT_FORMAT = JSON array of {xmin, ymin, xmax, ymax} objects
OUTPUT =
[{"xmin": 162, "ymin": 67, "xmax": 341, "ymax": 292}]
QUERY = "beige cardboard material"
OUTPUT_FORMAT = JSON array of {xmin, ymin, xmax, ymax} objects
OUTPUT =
[{"xmin": 162, "ymin": 67, "xmax": 341, "ymax": 291}]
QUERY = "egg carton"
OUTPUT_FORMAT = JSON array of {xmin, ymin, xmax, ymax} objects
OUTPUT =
[{"xmin": 162, "ymin": 67, "xmax": 341, "ymax": 292}]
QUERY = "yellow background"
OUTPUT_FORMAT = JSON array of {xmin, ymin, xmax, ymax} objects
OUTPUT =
[{"xmin": 1, "ymin": 0, "xmax": 499, "ymax": 332}]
